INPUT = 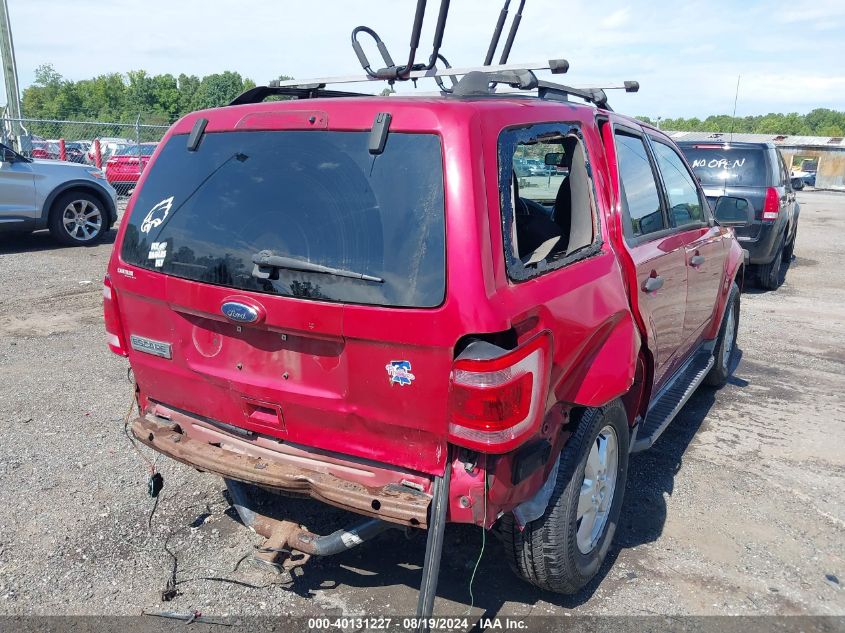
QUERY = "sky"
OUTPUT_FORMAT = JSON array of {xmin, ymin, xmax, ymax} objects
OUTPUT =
[{"xmin": 3, "ymin": 0, "xmax": 845, "ymax": 119}]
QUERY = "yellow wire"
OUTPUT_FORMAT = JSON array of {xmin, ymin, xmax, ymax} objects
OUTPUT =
[{"xmin": 466, "ymin": 469, "xmax": 488, "ymax": 615}]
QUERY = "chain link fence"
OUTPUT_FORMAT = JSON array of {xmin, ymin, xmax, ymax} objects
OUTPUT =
[{"xmin": 2, "ymin": 116, "xmax": 170, "ymax": 196}]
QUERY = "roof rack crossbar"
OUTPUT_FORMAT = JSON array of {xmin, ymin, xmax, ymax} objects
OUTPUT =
[{"xmin": 272, "ymin": 61, "xmax": 562, "ymax": 89}]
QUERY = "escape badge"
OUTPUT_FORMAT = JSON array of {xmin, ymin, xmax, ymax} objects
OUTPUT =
[{"xmin": 386, "ymin": 360, "xmax": 415, "ymax": 386}]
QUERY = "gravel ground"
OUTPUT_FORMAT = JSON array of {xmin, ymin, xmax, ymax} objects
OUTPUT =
[{"xmin": 0, "ymin": 192, "xmax": 843, "ymax": 621}]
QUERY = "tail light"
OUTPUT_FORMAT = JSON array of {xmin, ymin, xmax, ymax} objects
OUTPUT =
[
  {"xmin": 448, "ymin": 331, "xmax": 552, "ymax": 453},
  {"xmin": 762, "ymin": 187, "xmax": 780, "ymax": 221},
  {"xmin": 103, "ymin": 274, "xmax": 128, "ymax": 356}
]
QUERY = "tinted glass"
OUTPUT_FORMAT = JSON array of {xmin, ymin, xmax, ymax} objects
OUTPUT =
[
  {"xmin": 651, "ymin": 140, "xmax": 705, "ymax": 227},
  {"xmin": 121, "ymin": 130, "xmax": 445, "ymax": 307},
  {"xmin": 679, "ymin": 146, "xmax": 768, "ymax": 186},
  {"xmin": 615, "ymin": 131, "xmax": 666, "ymax": 237},
  {"xmin": 117, "ymin": 145, "xmax": 157, "ymax": 156}
]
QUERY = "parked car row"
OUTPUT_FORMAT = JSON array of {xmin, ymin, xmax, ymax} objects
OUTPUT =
[
  {"xmin": 514, "ymin": 156, "xmax": 556, "ymax": 176},
  {"xmin": 21, "ymin": 137, "xmax": 158, "ymax": 198}
]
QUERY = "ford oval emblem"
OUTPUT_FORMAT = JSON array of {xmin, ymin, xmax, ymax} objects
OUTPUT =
[{"xmin": 221, "ymin": 301, "xmax": 259, "ymax": 323}]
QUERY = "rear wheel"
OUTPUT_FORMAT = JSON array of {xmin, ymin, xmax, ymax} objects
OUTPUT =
[
  {"xmin": 705, "ymin": 282, "xmax": 740, "ymax": 387},
  {"xmin": 48, "ymin": 191, "xmax": 108, "ymax": 246},
  {"xmin": 757, "ymin": 238, "xmax": 784, "ymax": 290},
  {"xmin": 500, "ymin": 400, "xmax": 629, "ymax": 593},
  {"xmin": 782, "ymin": 229, "xmax": 796, "ymax": 262}
]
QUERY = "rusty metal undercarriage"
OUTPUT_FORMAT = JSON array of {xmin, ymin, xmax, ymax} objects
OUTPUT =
[
  {"xmin": 132, "ymin": 414, "xmax": 450, "ymax": 625},
  {"xmin": 132, "ymin": 415, "xmax": 433, "ymax": 571}
]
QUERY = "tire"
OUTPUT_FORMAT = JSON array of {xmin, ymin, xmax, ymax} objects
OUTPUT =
[
  {"xmin": 782, "ymin": 229, "xmax": 796, "ymax": 262},
  {"xmin": 757, "ymin": 237, "xmax": 784, "ymax": 290},
  {"xmin": 499, "ymin": 400, "xmax": 630, "ymax": 593},
  {"xmin": 704, "ymin": 281, "xmax": 740, "ymax": 388},
  {"xmin": 48, "ymin": 191, "xmax": 108, "ymax": 246}
]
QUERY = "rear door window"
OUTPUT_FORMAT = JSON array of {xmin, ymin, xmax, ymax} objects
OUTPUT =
[
  {"xmin": 498, "ymin": 123, "xmax": 599, "ymax": 280},
  {"xmin": 680, "ymin": 145, "xmax": 768, "ymax": 186},
  {"xmin": 650, "ymin": 140, "xmax": 706, "ymax": 228},
  {"xmin": 775, "ymin": 149, "xmax": 790, "ymax": 187},
  {"xmin": 120, "ymin": 130, "xmax": 446, "ymax": 308},
  {"xmin": 614, "ymin": 131, "xmax": 667, "ymax": 238}
]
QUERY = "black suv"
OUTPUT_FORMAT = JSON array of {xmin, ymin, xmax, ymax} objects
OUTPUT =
[{"xmin": 677, "ymin": 141, "xmax": 799, "ymax": 289}]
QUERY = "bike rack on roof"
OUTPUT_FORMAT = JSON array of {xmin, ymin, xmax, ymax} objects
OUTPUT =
[
  {"xmin": 229, "ymin": 68, "xmax": 639, "ymax": 112},
  {"xmin": 229, "ymin": 0, "xmax": 639, "ymax": 111},
  {"xmin": 229, "ymin": 0, "xmax": 639, "ymax": 110}
]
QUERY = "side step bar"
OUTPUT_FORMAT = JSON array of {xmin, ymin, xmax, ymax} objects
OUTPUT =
[{"xmin": 631, "ymin": 350, "xmax": 714, "ymax": 452}]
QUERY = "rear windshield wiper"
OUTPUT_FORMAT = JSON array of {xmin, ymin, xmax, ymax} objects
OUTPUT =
[{"xmin": 251, "ymin": 250, "xmax": 384, "ymax": 283}]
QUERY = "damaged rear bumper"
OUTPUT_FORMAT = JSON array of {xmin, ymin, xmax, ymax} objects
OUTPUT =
[{"xmin": 131, "ymin": 414, "xmax": 432, "ymax": 528}]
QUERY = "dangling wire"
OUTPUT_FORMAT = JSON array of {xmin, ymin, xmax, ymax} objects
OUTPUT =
[
  {"xmin": 466, "ymin": 469, "xmax": 489, "ymax": 615},
  {"xmin": 121, "ymin": 386, "xmax": 163, "ymax": 531},
  {"xmin": 122, "ymin": 388, "xmax": 156, "ymax": 475}
]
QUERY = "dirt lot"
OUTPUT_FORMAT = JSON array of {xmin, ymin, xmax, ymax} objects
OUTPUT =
[{"xmin": 0, "ymin": 191, "xmax": 843, "ymax": 622}]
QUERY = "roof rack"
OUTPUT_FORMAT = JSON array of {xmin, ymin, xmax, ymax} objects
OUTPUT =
[
  {"xmin": 229, "ymin": 85, "xmax": 370, "ymax": 105},
  {"xmin": 269, "ymin": 60, "xmax": 566, "ymax": 90},
  {"xmin": 228, "ymin": 0, "xmax": 639, "ymax": 111},
  {"xmin": 230, "ymin": 66, "xmax": 639, "ymax": 112}
]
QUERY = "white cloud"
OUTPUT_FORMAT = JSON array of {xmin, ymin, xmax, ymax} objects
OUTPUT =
[{"xmin": 600, "ymin": 8, "xmax": 631, "ymax": 29}]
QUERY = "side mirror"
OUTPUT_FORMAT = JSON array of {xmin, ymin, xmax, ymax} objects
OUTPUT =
[
  {"xmin": 1, "ymin": 148, "xmax": 17, "ymax": 163},
  {"xmin": 714, "ymin": 196, "xmax": 753, "ymax": 228},
  {"xmin": 545, "ymin": 152, "xmax": 565, "ymax": 166}
]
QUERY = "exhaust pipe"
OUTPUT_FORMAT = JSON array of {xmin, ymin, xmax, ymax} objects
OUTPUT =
[{"xmin": 225, "ymin": 479, "xmax": 395, "ymax": 559}]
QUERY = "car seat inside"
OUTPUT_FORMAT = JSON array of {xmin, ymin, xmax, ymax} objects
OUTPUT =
[{"xmin": 510, "ymin": 133, "xmax": 595, "ymax": 266}]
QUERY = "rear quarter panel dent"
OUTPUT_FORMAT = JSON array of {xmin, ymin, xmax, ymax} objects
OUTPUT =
[{"xmin": 554, "ymin": 311, "xmax": 639, "ymax": 407}]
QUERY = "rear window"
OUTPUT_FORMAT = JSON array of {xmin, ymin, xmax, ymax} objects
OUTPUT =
[
  {"xmin": 120, "ymin": 130, "xmax": 445, "ymax": 307},
  {"xmin": 679, "ymin": 145, "xmax": 768, "ymax": 186}
]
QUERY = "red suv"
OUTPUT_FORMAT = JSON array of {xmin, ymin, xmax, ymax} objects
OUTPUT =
[{"xmin": 103, "ymin": 58, "xmax": 750, "ymax": 615}]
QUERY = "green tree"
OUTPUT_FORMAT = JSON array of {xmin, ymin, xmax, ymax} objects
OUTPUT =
[
  {"xmin": 190, "ymin": 71, "xmax": 255, "ymax": 110},
  {"xmin": 20, "ymin": 66, "xmax": 262, "ymax": 124}
]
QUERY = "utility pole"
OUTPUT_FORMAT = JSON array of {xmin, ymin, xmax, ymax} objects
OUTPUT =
[{"xmin": 0, "ymin": 0, "xmax": 24, "ymax": 150}]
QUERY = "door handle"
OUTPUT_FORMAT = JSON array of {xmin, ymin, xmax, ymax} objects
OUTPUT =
[
  {"xmin": 690, "ymin": 254, "xmax": 705, "ymax": 267},
  {"xmin": 643, "ymin": 275, "xmax": 664, "ymax": 293}
]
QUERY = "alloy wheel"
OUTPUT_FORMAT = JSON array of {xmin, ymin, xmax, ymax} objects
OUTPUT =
[
  {"xmin": 722, "ymin": 300, "xmax": 736, "ymax": 372},
  {"xmin": 62, "ymin": 199, "xmax": 103, "ymax": 242},
  {"xmin": 576, "ymin": 424, "xmax": 619, "ymax": 554}
]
